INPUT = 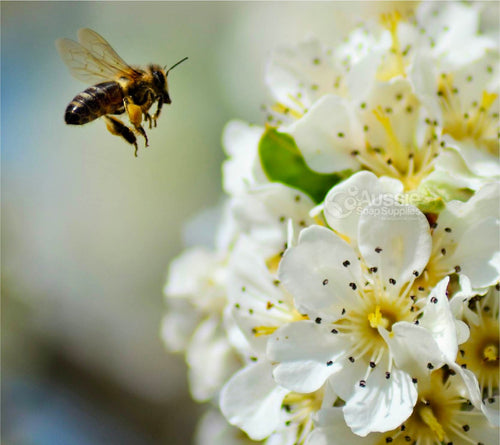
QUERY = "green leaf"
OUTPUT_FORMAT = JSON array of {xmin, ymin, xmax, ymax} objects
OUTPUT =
[{"xmin": 258, "ymin": 128, "xmax": 350, "ymax": 203}]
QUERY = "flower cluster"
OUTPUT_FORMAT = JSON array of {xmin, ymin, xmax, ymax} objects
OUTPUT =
[{"xmin": 162, "ymin": 3, "xmax": 499, "ymax": 444}]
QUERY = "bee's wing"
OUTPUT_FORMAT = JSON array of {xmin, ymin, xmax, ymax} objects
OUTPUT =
[{"xmin": 56, "ymin": 28, "xmax": 138, "ymax": 84}]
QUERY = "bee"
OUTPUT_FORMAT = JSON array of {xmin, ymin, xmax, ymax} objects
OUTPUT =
[{"xmin": 56, "ymin": 28, "xmax": 188, "ymax": 156}]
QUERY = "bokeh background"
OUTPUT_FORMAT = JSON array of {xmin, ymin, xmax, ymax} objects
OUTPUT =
[{"xmin": 2, "ymin": 2, "xmax": 419, "ymax": 444}]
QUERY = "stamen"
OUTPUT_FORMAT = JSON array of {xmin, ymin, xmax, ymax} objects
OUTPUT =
[
  {"xmin": 418, "ymin": 405, "xmax": 445, "ymax": 441},
  {"xmin": 378, "ymin": 11, "xmax": 406, "ymax": 80},
  {"xmin": 270, "ymin": 102, "xmax": 303, "ymax": 119},
  {"xmin": 252, "ymin": 326, "xmax": 278, "ymax": 337},
  {"xmin": 368, "ymin": 305, "xmax": 390, "ymax": 329}
]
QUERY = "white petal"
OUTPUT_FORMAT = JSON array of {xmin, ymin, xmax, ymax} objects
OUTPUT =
[
  {"xmin": 436, "ymin": 183, "xmax": 500, "ymax": 288},
  {"xmin": 455, "ymin": 319, "xmax": 470, "ymax": 345},
  {"xmin": 345, "ymin": 44, "xmax": 387, "ymax": 104},
  {"xmin": 327, "ymin": 358, "xmax": 367, "ymax": 401},
  {"xmin": 438, "ymin": 182, "xmax": 500, "ymax": 237},
  {"xmin": 278, "ymin": 225, "xmax": 362, "ymax": 314},
  {"xmin": 220, "ymin": 361, "xmax": 288, "ymax": 441},
  {"xmin": 306, "ymin": 407, "xmax": 381, "ymax": 445},
  {"xmin": 418, "ymin": 277, "xmax": 461, "ymax": 363},
  {"xmin": 408, "ymin": 49, "xmax": 441, "ymax": 120},
  {"xmin": 449, "ymin": 217, "xmax": 500, "ymax": 289},
  {"xmin": 425, "ymin": 148, "xmax": 497, "ymax": 193},
  {"xmin": 160, "ymin": 300, "xmax": 201, "ymax": 353},
  {"xmin": 285, "ymin": 94, "xmax": 362, "ymax": 173},
  {"xmin": 195, "ymin": 409, "xmax": 251, "ymax": 445},
  {"xmin": 266, "ymin": 38, "xmax": 344, "ymax": 112},
  {"xmin": 222, "ymin": 120, "xmax": 266, "ymax": 195},
  {"xmin": 226, "ymin": 236, "xmax": 292, "ymax": 354},
  {"xmin": 267, "ymin": 321, "xmax": 349, "ymax": 393},
  {"xmin": 324, "ymin": 171, "xmax": 403, "ymax": 242},
  {"xmin": 187, "ymin": 316, "xmax": 241, "ymax": 402},
  {"xmin": 343, "ymin": 367, "xmax": 417, "ymax": 436},
  {"xmin": 449, "ymin": 275, "xmax": 482, "ymax": 326},
  {"xmin": 231, "ymin": 183, "xmax": 315, "ymax": 258},
  {"xmin": 482, "ymin": 395, "xmax": 500, "ymax": 428},
  {"xmin": 379, "ymin": 323, "xmax": 446, "ymax": 378},
  {"xmin": 444, "ymin": 136, "xmax": 500, "ymax": 179},
  {"xmin": 416, "ymin": 2, "xmax": 496, "ymax": 68},
  {"xmin": 358, "ymin": 203, "xmax": 431, "ymax": 294},
  {"xmin": 449, "ymin": 363, "xmax": 483, "ymax": 408},
  {"xmin": 164, "ymin": 247, "xmax": 219, "ymax": 297}
]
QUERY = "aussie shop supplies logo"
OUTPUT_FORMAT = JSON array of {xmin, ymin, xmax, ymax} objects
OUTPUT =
[{"xmin": 327, "ymin": 187, "xmax": 424, "ymax": 220}]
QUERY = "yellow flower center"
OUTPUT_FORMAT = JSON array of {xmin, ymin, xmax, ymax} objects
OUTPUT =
[
  {"xmin": 378, "ymin": 370, "xmax": 480, "ymax": 444},
  {"xmin": 282, "ymin": 389, "xmax": 324, "ymax": 443},
  {"xmin": 353, "ymin": 106, "xmax": 439, "ymax": 192},
  {"xmin": 331, "ymin": 283, "xmax": 413, "ymax": 365},
  {"xmin": 438, "ymin": 73, "xmax": 499, "ymax": 155},
  {"xmin": 458, "ymin": 312, "xmax": 499, "ymax": 399}
]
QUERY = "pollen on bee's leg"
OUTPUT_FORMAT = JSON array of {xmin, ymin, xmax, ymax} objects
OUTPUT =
[{"xmin": 124, "ymin": 98, "xmax": 143, "ymax": 127}]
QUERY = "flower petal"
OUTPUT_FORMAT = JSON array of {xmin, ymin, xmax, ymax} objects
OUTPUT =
[
  {"xmin": 220, "ymin": 361, "xmax": 289, "ymax": 441},
  {"xmin": 379, "ymin": 323, "xmax": 446, "ymax": 378},
  {"xmin": 358, "ymin": 203, "xmax": 431, "ymax": 294},
  {"xmin": 306, "ymin": 407, "xmax": 381, "ymax": 445},
  {"xmin": 324, "ymin": 171, "xmax": 403, "ymax": 242},
  {"xmin": 278, "ymin": 225, "xmax": 362, "ymax": 314},
  {"xmin": 418, "ymin": 277, "xmax": 462, "ymax": 363},
  {"xmin": 187, "ymin": 316, "xmax": 241, "ymax": 402},
  {"xmin": 343, "ymin": 367, "xmax": 417, "ymax": 436},
  {"xmin": 222, "ymin": 120, "xmax": 266, "ymax": 195},
  {"xmin": 285, "ymin": 94, "xmax": 362, "ymax": 173},
  {"xmin": 231, "ymin": 183, "xmax": 315, "ymax": 258},
  {"xmin": 267, "ymin": 321, "xmax": 349, "ymax": 393}
]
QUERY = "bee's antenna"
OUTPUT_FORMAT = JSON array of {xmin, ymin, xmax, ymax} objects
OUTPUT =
[{"xmin": 166, "ymin": 57, "xmax": 189, "ymax": 76}]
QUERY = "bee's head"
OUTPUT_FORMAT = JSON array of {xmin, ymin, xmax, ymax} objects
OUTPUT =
[
  {"xmin": 156, "ymin": 57, "xmax": 188, "ymax": 104},
  {"xmin": 150, "ymin": 64, "xmax": 171, "ymax": 104}
]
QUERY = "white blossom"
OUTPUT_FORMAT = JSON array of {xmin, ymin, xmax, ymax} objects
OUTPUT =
[{"xmin": 162, "ymin": 2, "xmax": 500, "ymax": 442}]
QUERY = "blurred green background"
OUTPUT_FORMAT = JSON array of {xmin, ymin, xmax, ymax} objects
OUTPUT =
[{"xmin": 1, "ymin": 2, "xmax": 409, "ymax": 443}]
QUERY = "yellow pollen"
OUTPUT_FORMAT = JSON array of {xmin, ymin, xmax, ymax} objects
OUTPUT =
[
  {"xmin": 291, "ymin": 309, "xmax": 309, "ymax": 322},
  {"xmin": 270, "ymin": 102, "xmax": 303, "ymax": 119},
  {"xmin": 368, "ymin": 305, "xmax": 389, "ymax": 329},
  {"xmin": 252, "ymin": 326, "xmax": 278, "ymax": 337},
  {"xmin": 481, "ymin": 91, "xmax": 498, "ymax": 109},
  {"xmin": 266, "ymin": 253, "xmax": 282, "ymax": 274},
  {"xmin": 483, "ymin": 344, "xmax": 499, "ymax": 362},
  {"xmin": 418, "ymin": 405, "xmax": 445, "ymax": 442},
  {"xmin": 378, "ymin": 11, "xmax": 406, "ymax": 80}
]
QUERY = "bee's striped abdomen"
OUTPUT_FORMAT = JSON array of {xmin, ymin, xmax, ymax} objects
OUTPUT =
[{"xmin": 64, "ymin": 81, "xmax": 124, "ymax": 125}]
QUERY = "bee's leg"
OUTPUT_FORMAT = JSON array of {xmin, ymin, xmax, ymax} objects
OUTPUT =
[
  {"xmin": 144, "ymin": 112, "xmax": 153, "ymax": 129},
  {"xmin": 103, "ymin": 115, "xmax": 139, "ymax": 157},
  {"xmin": 141, "ymin": 90, "xmax": 156, "ymax": 128},
  {"xmin": 123, "ymin": 97, "xmax": 149, "ymax": 147},
  {"xmin": 152, "ymin": 97, "xmax": 164, "ymax": 128}
]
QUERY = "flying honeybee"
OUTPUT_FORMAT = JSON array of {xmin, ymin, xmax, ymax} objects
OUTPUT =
[{"xmin": 56, "ymin": 28, "xmax": 188, "ymax": 156}]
